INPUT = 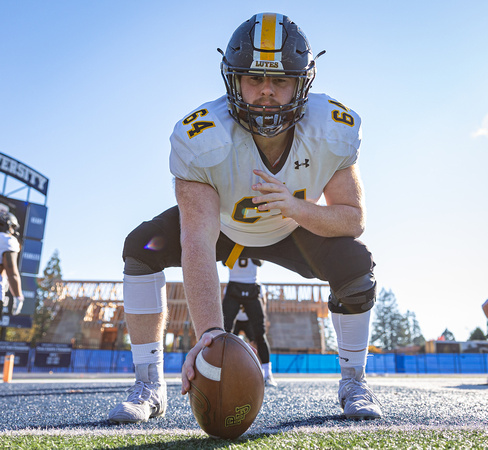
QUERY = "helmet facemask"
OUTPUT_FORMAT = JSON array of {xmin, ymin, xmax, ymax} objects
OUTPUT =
[{"xmin": 221, "ymin": 65, "xmax": 316, "ymax": 137}]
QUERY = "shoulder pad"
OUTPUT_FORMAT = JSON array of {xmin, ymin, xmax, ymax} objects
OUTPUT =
[
  {"xmin": 304, "ymin": 94, "xmax": 362, "ymax": 157},
  {"xmin": 170, "ymin": 96, "xmax": 234, "ymax": 170},
  {"xmin": 0, "ymin": 232, "xmax": 20, "ymax": 253}
]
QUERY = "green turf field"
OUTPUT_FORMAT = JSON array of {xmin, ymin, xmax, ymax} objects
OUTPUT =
[
  {"xmin": 2, "ymin": 375, "xmax": 487, "ymax": 448},
  {"xmin": 3, "ymin": 429, "xmax": 488, "ymax": 449}
]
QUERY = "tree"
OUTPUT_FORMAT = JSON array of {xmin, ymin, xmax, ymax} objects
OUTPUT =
[
  {"xmin": 468, "ymin": 327, "xmax": 486, "ymax": 341},
  {"xmin": 38, "ymin": 250, "xmax": 63, "ymax": 294},
  {"xmin": 370, "ymin": 288, "xmax": 405, "ymax": 350},
  {"xmin": 30, "ymin": 250, "xmax": 63, "ymax": 345},
  {"xmin": 322, "ymin": 317, "xmax": 337, "ymax": 353},
  {"xmin": 440, "ymin": 328, "xmax": 456, "ymax": 341},
  {"xmin": 5, "ymin": 321, "xmax": 33, "ymax": 342},
  {"xmin": 405, "ymin": 310, "xmax": 426, "ymax": 347},
  {"xmin": 370, "ymin": 288, "xmax": 425, "ymax": 351}
]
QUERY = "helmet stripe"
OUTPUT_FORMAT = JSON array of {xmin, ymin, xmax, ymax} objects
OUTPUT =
[{"xmin": 253, "ymin": 13, "xmax": 283, "ymax": 62}]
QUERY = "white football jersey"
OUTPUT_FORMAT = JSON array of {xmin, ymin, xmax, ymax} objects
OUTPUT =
[
  {"xmin": 229, "ymin": 258, "xmax": 259, "ymax": 284},
  {"xmin": 0, "ymin": 232, "xmax": 20, "ymax": 301},
  {"xmin": 170, "ymin": 93, "xmax": 362, "ymax": 247}
]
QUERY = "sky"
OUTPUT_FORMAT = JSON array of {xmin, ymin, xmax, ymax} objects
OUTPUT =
[{"xmin": 1, "ymin": 0, "xmax": 487, "ymax": 342}]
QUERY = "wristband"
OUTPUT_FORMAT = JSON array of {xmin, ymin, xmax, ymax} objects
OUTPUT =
[{"xmin": 200, "ymin": 327, "xmax": 225, "ymax": 340}]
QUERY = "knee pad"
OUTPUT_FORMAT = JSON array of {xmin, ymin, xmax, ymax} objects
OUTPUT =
[
  {"xmin": 123, "ymin": 271, "xmax": 167, "ymax": 314},
  {"xmin": 328, "ymin": 273, "xmax": 376, "ymax": 315},
  {"xmin": 124, "ymin": 257, "xmax": 157, "ymax": 276}
]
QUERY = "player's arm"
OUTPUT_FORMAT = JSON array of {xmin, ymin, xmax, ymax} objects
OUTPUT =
[
  {"xmin": 3, "ymin": 251, "xmax": 22, "ymax": 297},
  {"xmin": 175, "ymin": 177, "xmax": 225, "ymax": 393},
  {"xmin": 252, "ymin": 164, "xmax": 365, "ymax": 238},
  {"xmin": 320, "ymin": 164, "xmax": 365, "ymax": 237}
]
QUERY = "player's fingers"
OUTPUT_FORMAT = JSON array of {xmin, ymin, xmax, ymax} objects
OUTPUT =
[
  {"xmin": 252, "ymin": 182, "xmax": 282, "ymax": 194},
  {"xmin": 253, "ymin": 169, "xmax": 281, "ymax": 185},
  {"xmin": 181, "ymin": 360, "xmax": 195, "ymax": 394},
  {"xmin": 252, "ymin": 193, "xmax": 281, "ymax": 208},
  {"xmin": 201, "ymin": 334, "xmax": 214, "ymax": 347},
  {"xmin": 181, "ymin": 347, "xmax": 201, "ymax": 394},
  {"xmin": 181, "ymin": 331, "xmax": 223, "ymax": 394},
  {"xmin": 249, "ymin": 345, "xmax": 258, "ymax": 356}
]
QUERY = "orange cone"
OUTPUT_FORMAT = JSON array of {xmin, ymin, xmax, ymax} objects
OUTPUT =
[{"xmin": 3, "ymin": 354, "xmax": 14, "ymax": 383}]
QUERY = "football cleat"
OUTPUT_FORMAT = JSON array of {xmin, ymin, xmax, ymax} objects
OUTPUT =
[
  {"xmin": 108, "ymin": 381, "xmax": 166, "ymax": 423},
  {"xmin": 264, "ymin": 374, "xmax": 278, "ymax": 388},
  {"xmin": 338, "ymin": 367, "xmax": 381, "ymax": 420},
  {"xmin": 109, "ymin": 364, "xmax": 166, "ymax": 424}
]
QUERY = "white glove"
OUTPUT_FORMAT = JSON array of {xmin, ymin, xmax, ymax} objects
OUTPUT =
[{"xmin": 12, "ymin": 296, "xmax": 24, "ymax": 315}]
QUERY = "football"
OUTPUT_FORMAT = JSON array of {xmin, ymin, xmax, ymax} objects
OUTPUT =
[{"xmin": 188, "ymin": 332, "xmax": 265, "ymax": 439}]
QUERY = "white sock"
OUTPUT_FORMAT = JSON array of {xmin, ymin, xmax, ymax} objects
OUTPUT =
[
  {"xmin": 262, "ymin": 362, "xmax": 271, "ymax": 377},
  {"xmin": 331, "ymin": 310, "xmax": 371, "ymax": 369},
  {"xmin": 131, "ymin": 341, "xmax": 164, "ymax": 366}
]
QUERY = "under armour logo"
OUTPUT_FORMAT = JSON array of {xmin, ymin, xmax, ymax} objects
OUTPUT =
[{"xmin": 294, "ymin": 159, "xmax": 310, "ymax": 169}]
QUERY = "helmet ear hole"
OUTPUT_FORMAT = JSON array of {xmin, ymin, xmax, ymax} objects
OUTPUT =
[{"xmin": 220, "ymin": 12, "xmax": 319, "ymax": 137}]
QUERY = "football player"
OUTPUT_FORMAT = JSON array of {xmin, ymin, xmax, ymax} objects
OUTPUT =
[
  {"xmin": 0, "ymin": 210, "xmax": 24, "ymax": 316},
  {"xmin": 222, "ymin": 258, "xmax": 277, "ymax": 387},
  {"xmin": 109, "ymin": 12, "xmax": 381, "ymax": 423}
]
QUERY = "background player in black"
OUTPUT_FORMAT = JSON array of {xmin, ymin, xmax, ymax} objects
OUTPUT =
[{"xmin": 222, "ymin": 258, "xmax": 277, "ymax": 386}]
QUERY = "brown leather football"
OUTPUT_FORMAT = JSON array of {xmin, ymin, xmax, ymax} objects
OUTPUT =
[{"xmin": 188, "ymin": 332, "xmax": 265, "ymax": 439}]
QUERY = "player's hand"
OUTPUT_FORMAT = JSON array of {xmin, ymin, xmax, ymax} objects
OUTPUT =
[
  {"xmin": 181, "ymin": 329, "xmax": 225, "ymax": 395},
  {"xmin": 12, "ymin": 297, "xmax": 24, "ymax": 315},
  {"xmin": 252, "ymin": 169, "xmax": 300, "ymax": 218}
]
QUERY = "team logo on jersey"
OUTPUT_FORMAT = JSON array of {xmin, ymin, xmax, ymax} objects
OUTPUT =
[{"xmin": 294, "ymin": 159, "xmax": 310, "ymax": 169}]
